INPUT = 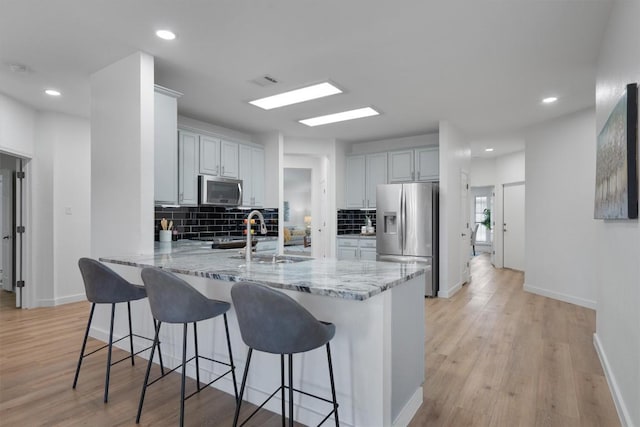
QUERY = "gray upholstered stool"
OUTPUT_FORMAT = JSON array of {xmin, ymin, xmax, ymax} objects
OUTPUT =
[
  {"xmin": 136, "ymin": 267, "xmax": 238, "ymax": 427},
  {"xmin": 73, "ymin": 257, "xmax": 164, "ymax": 403},
  {"xmin": 231, "ymin": 282, "xmax": 339, "ymax": 427}
]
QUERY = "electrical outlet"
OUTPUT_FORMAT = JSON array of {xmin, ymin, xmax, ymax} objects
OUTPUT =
[{"xmin": 65, "ymin": 207, "xmax": 72, "ymax": 215}]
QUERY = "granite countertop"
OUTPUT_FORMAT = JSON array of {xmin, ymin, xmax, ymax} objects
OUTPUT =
[{"xmin": 100, "ymin": 241, "xmax": 425, "ymax": 301}]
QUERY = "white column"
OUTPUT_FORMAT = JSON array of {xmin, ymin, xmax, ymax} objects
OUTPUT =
[{"xmin": 90, "ymin": 52, "xmax": 154, "ymax": 257}]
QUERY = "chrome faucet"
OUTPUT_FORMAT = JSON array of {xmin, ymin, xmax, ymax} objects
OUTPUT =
[{"xmin": 246, "ymin": 210, "xmax": 268, "ymax": 263}]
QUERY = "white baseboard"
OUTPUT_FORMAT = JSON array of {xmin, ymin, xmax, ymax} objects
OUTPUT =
[
  {"xmin": 437, "ymin": 281, "xmax": 463, "ymax": 298},
  {"xmin": 593, "ymin": 333, "xmax": 630, "ymax": 427},
  {"xmin": 523, "ymin": 283, "xmax": 596, "ymax": 309},
  {"xmin": 36, "ymin": 293, "xmax": 86, "ymax": 307},
  {"xmin": 393, "ymin": 387, "xmax": 423, "ymax": 427}
]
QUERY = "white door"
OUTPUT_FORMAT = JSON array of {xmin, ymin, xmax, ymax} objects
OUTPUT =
[
  {"xmin": 460, "ymin": 171, "xmax": 470, "ymax": 284},
  {"xmin": 503, "ymin": 183, "xmax": 525, "ymax": 270},
  {"xmin": 0, "ymin": 171, "xmax": 12, "ymax": 293}
]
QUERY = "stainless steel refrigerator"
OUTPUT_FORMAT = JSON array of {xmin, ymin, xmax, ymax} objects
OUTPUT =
[{"xmin": 376, "ymin": 183, "xmax": 439, "ymax": 297}]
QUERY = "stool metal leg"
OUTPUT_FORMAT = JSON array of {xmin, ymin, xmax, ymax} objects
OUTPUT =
[
  {"xmin": 136, "ymin": 320, "xmax": 161, "ymax": 424},
  {"xmin": 154, "ymin": 319, "xmax": 165, "ymax": 375},
  {"xmin": 127, "ymin": 301, "xmax": 135, "ymax": 366},
  {"xmin": 193, "ymin": 322, "xmax": 201, "ymax": 391},
  {"xmin": 281, "ymin": 354, "xmax": 286, "ymax": 427},
  {"xmin": 288, "ymin": 354, "xmax": 293, "ymax": 427},
  {"xmin": 327, "ymin": 343, "xmax": 339, "ymax": 426},
  {"xmin": 180, "ymin": 323, "xmax": 188, "ymax": 427},
  {"xmin": 104, "ymin": 303, "xmax": 116, "ymax": 403},
  {"xmin": 223, "ymin": 313, "xmax": 239, "ymax": 400},
  {"xmin": 232, "ymin": 348, "xmax": 253, "ymax": 427},
  {"xmin": 72, "ymin": 302, "xmax": 96, "ymax": 389}
]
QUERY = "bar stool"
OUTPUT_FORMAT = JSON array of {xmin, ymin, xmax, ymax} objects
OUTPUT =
[
  {"xmin": 231, "ymin": 281, "xmax": 339, "ymax": 427},
  {"xmin": 73, "ymin": 257, "xmax": 164, "ymax": 403},
  {"xmin": 136, "ymin": 267, "xmax": 239, "ymax": 427}
]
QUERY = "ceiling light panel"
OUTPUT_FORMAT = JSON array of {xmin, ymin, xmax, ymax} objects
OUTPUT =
[
  {"xmin": 249, "ymin": 82, "xmax": 342, "ymax": 110},
  {"xmin": 45, "ymin": 89, "xmax": 61, "ymax": 96},
  {"xmin": 299, "ymin": 107, "xmax": 379, "ymax": 127},
  {"xmin": 542, "ymin": 96, "xmax": 558, "ymax": 104}
]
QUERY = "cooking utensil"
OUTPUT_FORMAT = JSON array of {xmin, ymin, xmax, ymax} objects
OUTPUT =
[
  {"xmin": 161, "ymin": 218, "xmax": 168, "ymax": 230},
  {"xmin": 168, "ymin": 220, "xmax": 173, "ymax": 230}
]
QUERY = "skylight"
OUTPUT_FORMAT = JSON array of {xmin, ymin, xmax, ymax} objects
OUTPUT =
[
  {"xmin": 249, "ymin": 82, "xmax": 342, "ymax": 110},
  {"xmin": 299, "ymin": 107, "xmax": 379, "ymax": 127}
]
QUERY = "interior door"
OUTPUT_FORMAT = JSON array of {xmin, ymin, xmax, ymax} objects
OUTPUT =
[
  {"xmin": 503, "ymin": 182, "xmax": 525, "ymax": 271},
  {"xmin": 0, "ymin": 172, "xmax": 11, "ymax": 292},
  {"xmin": 460, "ymin": 171, "xmax": 470, "ymax": 284}
]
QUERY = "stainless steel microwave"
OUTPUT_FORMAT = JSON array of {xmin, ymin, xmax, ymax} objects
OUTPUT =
[{"xmin": 198, "ymin": 175, "xmax": 243, "ymax": 206}]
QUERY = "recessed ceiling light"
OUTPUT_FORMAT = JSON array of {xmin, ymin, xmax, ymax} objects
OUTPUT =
[
  {"xmin": 299, "ymin": 107, "xmax": 379, "ymax": 127},
  {"xmin": 542, "ymin": 96, "xmax": 558, "ymax": 104},
  {"xmin": 485, "ymin": 148, "xmax": 494, "ymax": 152},
  {"xmin": 156, "ymin": 30, "xmax": 176, "ymax": 40},
  {"xmin": 249, "ymin": 82, "xmax": 342, "ymax": 110},
  {"xmin": 45, "ymin": 89, "xmax": 61, "ymax": 96}
]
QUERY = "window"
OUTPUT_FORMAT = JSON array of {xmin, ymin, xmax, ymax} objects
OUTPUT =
[{"xmin": 474, "ymin": 196, "xmax": 490, "ymax": 243}]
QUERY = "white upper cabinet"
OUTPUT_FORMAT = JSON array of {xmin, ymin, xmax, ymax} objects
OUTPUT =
[
  {"xmin": 388, "ymin": 150, "xmax": 414, "ymax": 182},
  {"xmin": 345, "ymin": 153, "xmax": 387, "ymax": 209},
  {"xmin": 345, "ymin": 155, "xmax": 366, "ymax": 208},
  {"xmin": 154, "ymin": 86, "xmax": 181, "ymax": 204},
  {"xmin": 365, "ymin": 152, "xmax": 387, "ymax": 209},
  {"xmin": 387, "ymin": 146, "xmax": 439, "ymax": 183},
  {"xmin": 415, "ymin": 147, "xmax": 439, "ymax": 181},
  {"xmin": 199, "ymin": 136, "xmax": 220, "ymax": 175},
  {"xmin": 178, "ymin": 130, "xmax": 199, "ymax": 206},
  {"xmin": 199, "ymin": 137, "xmax": 239, "ymax": 178},
  {"xmin": 239, "ymin": 145, "xmax": 265, "ymax": 207},
  {"xmin": 220, "ymin": 140, "xmax": 239, "ymax": 178}
]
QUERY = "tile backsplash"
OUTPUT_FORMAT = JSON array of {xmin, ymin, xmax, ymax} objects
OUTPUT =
[
  {"xmin": 337, "ymin": 210, "xmax": 377, "ymax": 234},
  {"xmin": 155, "ymin": 206, "xmax": 278, "ymax": 241}
]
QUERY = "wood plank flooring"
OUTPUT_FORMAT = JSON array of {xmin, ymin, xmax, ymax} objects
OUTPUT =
[{"xmin": 0, "ymin": 255, "xmax": 620, "ymax": 426}]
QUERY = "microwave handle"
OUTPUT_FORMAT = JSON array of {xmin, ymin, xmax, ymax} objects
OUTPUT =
[{"xmin": 238, "ymin": 182, "xmax": 243, "ymax": 203}]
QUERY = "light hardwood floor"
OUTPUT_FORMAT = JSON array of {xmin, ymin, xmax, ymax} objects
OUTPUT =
[{"xmin": 0, "ymin": 255, "xmax": 619, "ymax": 426}]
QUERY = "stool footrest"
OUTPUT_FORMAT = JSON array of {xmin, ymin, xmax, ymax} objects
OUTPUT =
[
  {"xmin": 238, "ymin": 384, "xmax": 339, "ymax": 427},
  {"xmin": 80, "ymin": 334, "xmax": 157, "ymax": 364},
  {"xmin": 146, "ymin": 354, "xmax": 234, "ymax": 391}
]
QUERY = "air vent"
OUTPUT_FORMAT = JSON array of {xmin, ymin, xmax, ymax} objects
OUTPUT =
[{"xmin": 250, "ymin": 75, "xmax": 280, "ymax": 87}]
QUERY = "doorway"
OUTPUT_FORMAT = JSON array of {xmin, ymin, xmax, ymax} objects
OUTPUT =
[
  {"xmin": 0, "ymin": 152, "xmax": 25, "ymax": 309},
  {"xmin": 470, "ymin": 186, "xmax": 494, "ymax": 256},
  {"xmin": 503, "ymin": 182, "xmax": 525, "ymax": 271},
  {"xmin": 283, "ymin": 168, "xmax": 312, "ymax": 256}
]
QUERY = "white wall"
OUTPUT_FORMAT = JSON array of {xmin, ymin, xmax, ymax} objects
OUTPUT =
[
  {"xmin": 1, "ymin": 92, "xmax": 91, "ymax": 308},
  {"xmin": 178, "ymin": 115, "xmax": 256, "ymax": 145},
  {"xmin": 33, "ymin": 112, "xmax": 91, "ymax": 306},
  {"xmin": 90, "ymin": 52, "xmax": 154, "ymax": 258},
  {"xmin": 438, "ymin": 121, "xmax": 471, "ymax": 297},
  {"xmin": 593, "ymin": 1, "xmax": 640, "ymax": 425},
  {"xmin": 0, "ymin": 93, "xmax": 35, "ymax": 158},
  {"xmin": 524, "ymin": 109, "xmax": 597, "ymax": 309},
  {"xmin": 351, "ymin": 132, "xmax": 439, "ymax": 154}
]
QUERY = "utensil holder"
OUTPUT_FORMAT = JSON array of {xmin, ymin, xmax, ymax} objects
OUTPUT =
[{"xmin": 159, "ymin": 230, "xmax": 172, "ymax": 242}]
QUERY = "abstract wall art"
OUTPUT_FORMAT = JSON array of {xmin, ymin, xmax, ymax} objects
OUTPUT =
[{"xmin": 594, "ymin": 83, "xmax": 638, "ymax": 219}]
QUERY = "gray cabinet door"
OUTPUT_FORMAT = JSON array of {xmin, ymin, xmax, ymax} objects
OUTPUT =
[{"xmin": 179, "ymin": 131, "xmax": 199, "ymax": 206}]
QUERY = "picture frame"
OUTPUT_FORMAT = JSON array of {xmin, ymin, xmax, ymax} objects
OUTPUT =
[{"xmin": 594, "ymin": 82, "xmax": 638, "ymax": 219}]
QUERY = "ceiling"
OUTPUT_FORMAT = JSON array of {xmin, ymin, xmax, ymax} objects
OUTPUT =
[{"xmin": 0, "ymin": 1, "xmax": 612, "ymax": 145}]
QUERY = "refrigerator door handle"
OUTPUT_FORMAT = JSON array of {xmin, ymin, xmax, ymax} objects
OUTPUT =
[
  {"xmin": 398, "ymin": 189, "xmax": 404, "ymax": 250},
  {"xmin": 401, "ymin": 189, "xmax": 406, "ymax": 252}
]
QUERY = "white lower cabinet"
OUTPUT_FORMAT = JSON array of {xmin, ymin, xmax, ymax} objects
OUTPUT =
[{"xmin": 337, "ymin": 237, "xmax": 377, "ymax": 260}]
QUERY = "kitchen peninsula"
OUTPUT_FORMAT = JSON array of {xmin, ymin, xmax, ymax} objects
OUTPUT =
[{"xmin": 97, "ymin": 241, "xmax": 426, "ymax": 426}]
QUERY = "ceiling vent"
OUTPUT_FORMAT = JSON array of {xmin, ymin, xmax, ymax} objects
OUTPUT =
[{"xmin": 250, "ymin": 75, "xmax": 279, "ymax": 87}]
